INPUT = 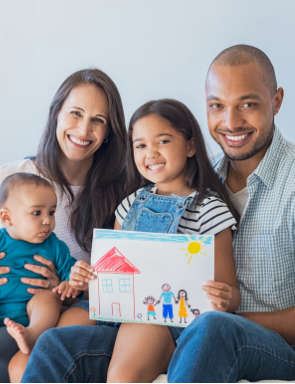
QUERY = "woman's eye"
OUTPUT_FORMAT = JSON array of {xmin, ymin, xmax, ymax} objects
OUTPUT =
[
  {"xmin": 92, "ymin": 117, "xmax": 105, "ymax": 124},
  {"xmin": 71, "ymin": 110, "xmax": 82, "ymax": 117},
  {"xmin": 32, "ymin": 211, "xmax": 41, "ymax": 216}
]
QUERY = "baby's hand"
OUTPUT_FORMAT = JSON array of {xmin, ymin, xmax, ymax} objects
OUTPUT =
[
  {"xmin": 52, "ymin": 281, "xmax": 80, "ymax": 301},
  {"xmin": 202, "ymin": 280, "xmax": 232, "ymax": 312},
  {"xmin": 69, "ymin": 260, "xmax": 96, "ymax": 291}
]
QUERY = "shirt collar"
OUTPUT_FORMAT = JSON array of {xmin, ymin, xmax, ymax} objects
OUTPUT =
[{"xmin": 215, "ymin": 126, "xmax": 286, "ymax": 188}]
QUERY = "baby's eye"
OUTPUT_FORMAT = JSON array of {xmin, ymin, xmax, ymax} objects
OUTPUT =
[
  {"xmin": 49, "ymin": 211, "xmax": 55, "ymax": 216},
  {"xmin": 32, "ymin": 211, "xmax": 41, "ymax": 216},
  {"xmin": 159, "ymin": 140, "xmax": 170, "ymax": 144}
]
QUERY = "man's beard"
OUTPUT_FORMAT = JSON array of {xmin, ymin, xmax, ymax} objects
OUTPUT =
[{"xmin": 221, "ymin": 120, "xmax": 275, "ymax": 161}]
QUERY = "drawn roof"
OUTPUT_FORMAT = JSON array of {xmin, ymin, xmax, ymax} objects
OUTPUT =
[{"xmin": 93, "ymin": 247, "xmax": 141, "ymax": 274}]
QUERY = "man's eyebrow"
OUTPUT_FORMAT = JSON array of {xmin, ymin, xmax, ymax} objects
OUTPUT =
[
  {"xmin": 206, "ymin": 95, "xmax": 221, "ymax": 101},
  {"xmin": 72, "ymin": 106, "xmax": 107, "ymax": 120},
  {"xmin": 238, "ymin": 94, "xmax": 261, "ymax": 101}
]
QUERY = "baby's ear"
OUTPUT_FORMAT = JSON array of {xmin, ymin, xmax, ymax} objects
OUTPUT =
[{"xmin": 0, "ymin": 208, "xmax": 13, "ymax": 227}]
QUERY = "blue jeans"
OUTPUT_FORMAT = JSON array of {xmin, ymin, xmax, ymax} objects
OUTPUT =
[
  {"xmin": 22, "ymin": 324, "xmax": 119, "ymax": 382},
  {"xmin": 0, "ymin": 327, "xmax": 18, "ymax": 383},
  {"xmin": 168, "ymin": 311, "xmax": 295, "ymax": 382}
]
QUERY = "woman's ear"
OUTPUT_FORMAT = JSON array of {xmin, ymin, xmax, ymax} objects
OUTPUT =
[
  {"xmin": 0, "ymin": 208, "xmax": 13, "ymax": 226},
  {"xmin": 187, "ymin": 137, "xmax": 196, "ymax": 158}
]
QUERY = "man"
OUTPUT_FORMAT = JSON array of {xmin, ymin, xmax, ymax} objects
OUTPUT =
[
  {"xmin": 168, "ymin": 45, "xmax": 295, "ymax": 382},
  {"xmin": 158, "ymin": 283, "xmax": 176, "ymax": 323}
]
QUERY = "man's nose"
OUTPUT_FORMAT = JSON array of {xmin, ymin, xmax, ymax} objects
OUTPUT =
[{"xmin": 223, "ymin": 108, "xmax": 245, "ymax": 131}]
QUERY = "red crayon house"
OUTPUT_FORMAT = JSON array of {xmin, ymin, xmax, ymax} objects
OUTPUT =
[{"xmin": 93, "ymin": 247, "xmax": 141, "ymax": 319}]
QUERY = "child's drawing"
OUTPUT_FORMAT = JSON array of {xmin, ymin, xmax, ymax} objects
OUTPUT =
[
  {"xmin": 157, "ymin": 283, "xmax": 176, "ymax": 323},
  {"xmin": 93, "ymin": 246, "xmax": 141, "ymax": 319},
  {"xmin": 143, "ymin": 296, "xmax": 158, "ymax": 320},
  {"xmin": 191, "ymin": 308, "xmax": 200, "ymax": 317},
  {"xmin": 175, "ymin": 289, "xmax": 191, "ymax": 324},
  {"xmin": 89, "ymin": 229, "xmax": 214, "ymax": 327}
]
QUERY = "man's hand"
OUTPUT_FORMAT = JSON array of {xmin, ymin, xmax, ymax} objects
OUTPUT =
[
  {"xmin": 69, "ymin": 260, "xmax": 96, "ymax": 291},
  {"xmin": 52, "ymin": 281, "xmax": 81, "ymax": 301},
  {"xmin": 0, "ymin": 252, "xmax": 9, "ymax": 286},
  {"xmin": 21, "ymin": 255, "xmax": 60, "ymax": 294},
  {"xmin": 202, "ymin": 280, "xmax": 232, "ymax": 312}
]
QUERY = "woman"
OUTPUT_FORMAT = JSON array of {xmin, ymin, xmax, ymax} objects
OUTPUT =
[{"xmin": 0, "ymin": 68, "xmax": 127, "ymax": 382}]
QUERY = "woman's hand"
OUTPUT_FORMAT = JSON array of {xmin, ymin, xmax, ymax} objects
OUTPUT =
[
  {"xmin": 202, "ymin": 280, "xmax": 232, "ymax": 312},
  {"xmin": 69, "ymin": 260, "xmax": 96, "ymax": 291},
  {"xmin": 0, "ymin": 252, "xmax": 9, "ymax": 286},
  {"xmin": 21, "ymin": 255, "xmax": 61, "ymax": 294}
]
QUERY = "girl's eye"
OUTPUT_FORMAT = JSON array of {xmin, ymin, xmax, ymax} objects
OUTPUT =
[
  {"xmin": 135, "ymin": 144, "xmax": 146, "ymax": 149},
  {"xmin": 32, "ymin": 211, "xmax": 41, "ymax": 216},
  {"xmin": 49, "ymin": 211, "xmax": 55, "ymax": 216}
]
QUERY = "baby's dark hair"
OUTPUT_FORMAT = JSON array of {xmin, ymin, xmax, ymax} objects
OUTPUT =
[
  {"xmin": 0, "ymin": 173, "xmax": 53, "ymax": 208},
  {"xmin": 126, "ymin": 99, "xmax": 239, "ymax": 223}
]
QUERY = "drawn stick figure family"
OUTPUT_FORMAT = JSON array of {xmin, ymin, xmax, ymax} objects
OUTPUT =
[{"xmin": 143, "ymin": 283, "xmax": 200, "ymax": 323}]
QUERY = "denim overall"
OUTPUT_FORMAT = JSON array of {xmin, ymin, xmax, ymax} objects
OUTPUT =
[
  {"xmin": 122, "ymin": 184, "xmax": 194, "ymax": 234},
  {"xmin": 122, "ymin": 184, "xmax": 194, "ymax": 342}
]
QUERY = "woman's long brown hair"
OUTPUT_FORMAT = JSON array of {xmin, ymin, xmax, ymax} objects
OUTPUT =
[
  {"xmin": 36, "ymin": 69, "xmax": 127, "ymax": 252},
  {"xmin": 126, "ymin": 99, "xmax": 239, "ymax": 223}
]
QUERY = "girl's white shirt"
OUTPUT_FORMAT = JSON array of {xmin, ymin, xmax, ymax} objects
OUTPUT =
[{"xmin": 0, "ymin": 159, "xmax": 90, "ymax": 263}]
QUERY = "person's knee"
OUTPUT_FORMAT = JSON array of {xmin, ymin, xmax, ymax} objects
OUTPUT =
[
  {"xmin": 8, "ymin": 353, "xmax": 27, "ymax": 383},
  {"xmin": 182, "ymin": 311, "xmax": 237, "ymax": 342},
  {"xmin": 27, "ymin": 290, "xmax": 61, "ymax": 313}
]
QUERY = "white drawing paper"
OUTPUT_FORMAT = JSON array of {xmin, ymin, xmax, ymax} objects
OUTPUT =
[{"xmin": 89, "ymin": 229, "xmax": 214, "ymax": 327}]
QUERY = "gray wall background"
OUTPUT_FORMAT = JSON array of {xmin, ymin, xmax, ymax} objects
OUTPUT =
[{"xmin": 0, "ymin": 0, "xmax": 294, "ymax": 165}]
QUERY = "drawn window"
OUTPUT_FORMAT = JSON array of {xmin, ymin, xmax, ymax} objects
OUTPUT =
[
  {"xmin": 119, "ymin": 278, "xmax": 131, "ymax": 293},
  {"xmin": 102, "ymin": 279, "xmax": 113, "ymax": 293}
]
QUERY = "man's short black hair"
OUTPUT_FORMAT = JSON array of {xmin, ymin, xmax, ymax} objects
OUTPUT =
[
  {"xmin": 0, "ymin": 173, "xmax": 53, "ymax": 208},
  {"xmin": 208, "ymin": 44, "xmax": 277, "ymax": 96}
]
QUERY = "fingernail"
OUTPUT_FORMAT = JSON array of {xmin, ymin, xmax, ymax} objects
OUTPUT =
[
  {"xmin": 85, "ymin": 278, "xmax": 89, "ymax": 283},
  {"xmin": 79, "ymin": 282, "xmax": 83, "ymax": 285},
  {"xmin": 5, "ymin": 267, "xmax": 10, "ymax": 272},
  {"xmin": 1, "ymin": 278, "xmax": 7, "ymax": 283}
]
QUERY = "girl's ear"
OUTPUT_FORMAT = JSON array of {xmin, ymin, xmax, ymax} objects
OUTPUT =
[
  {"xmin": 187, "ymin": 137, "xmax": 196, "ymax": 158},
  {"xmin": 0, "ymin": 208, "xmax": 13, "ymax": 227}
]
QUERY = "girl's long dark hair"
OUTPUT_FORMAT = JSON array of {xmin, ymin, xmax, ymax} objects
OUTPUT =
[
  {"xmin": 36, "ymin": 69, "xmax": 127, "ymax": 252},
  {"xmin": 127, "ymin": 99, "xmax": 239, "ymax": 223}
]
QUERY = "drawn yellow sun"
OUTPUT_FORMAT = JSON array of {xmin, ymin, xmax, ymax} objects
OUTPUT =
[{"xmin": 179, "ymin": 236, "xmax": 207, "ymax": 265}]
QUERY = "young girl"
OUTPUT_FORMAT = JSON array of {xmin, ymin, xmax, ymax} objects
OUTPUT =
[{"xmin": 70, "ymin": 99, "xmax": 241, "ymax": 382}]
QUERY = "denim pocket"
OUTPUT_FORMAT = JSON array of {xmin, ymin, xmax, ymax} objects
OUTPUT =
[{"xmin": 135, "ymin": 208, "xmax": 173, "ymax": 233}]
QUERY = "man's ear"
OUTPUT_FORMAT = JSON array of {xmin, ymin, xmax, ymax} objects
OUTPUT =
[
  {"xmin": 273, "ymin": 87, "xmax": 284, "ymax": 115},
  {"xmin": 0, "ymin": 208, "xmax": 13, "ymax": 227},
  {"xmin": 187, "ymin": 137, "xmax": 196, "ymax": 158}
]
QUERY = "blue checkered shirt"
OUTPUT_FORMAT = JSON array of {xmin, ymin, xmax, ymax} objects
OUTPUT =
[{"xmin": 212, "ymin": 127, "xmax": 295, "ymax": 313}]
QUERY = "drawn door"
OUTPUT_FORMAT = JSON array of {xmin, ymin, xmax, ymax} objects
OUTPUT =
[{"xmin": 112, "ymin": 302, "xmax": 121, "ymax": 318}]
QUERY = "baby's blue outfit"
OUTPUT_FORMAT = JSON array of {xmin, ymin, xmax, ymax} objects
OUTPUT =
[{"xmin": 0, "ymin": 228, "xmax": 77, "ymax": 327}]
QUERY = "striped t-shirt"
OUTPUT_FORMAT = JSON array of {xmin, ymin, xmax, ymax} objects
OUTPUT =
[{"xmin": 115, "ymin": 185, "xmax": 237, "ymax": 236}]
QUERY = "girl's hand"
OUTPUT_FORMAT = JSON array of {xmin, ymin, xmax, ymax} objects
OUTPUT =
[
  {"xmin": 0, "ymin": 252, "xmax": 9, "ymax": 286},
  {"xmin": 52, "ymin": 281, "xmax": 80, "ymax": 301},
  {"xmin": 202, "ymin": 280, "xmax": 232, "ymax": 312},
  {"xmin": 22, "ymin": 255, "xmax": 61, "ymax": 294},
  {"xmin": 69, "ymin": 260, "xmax": 96, "ymax": 291}
]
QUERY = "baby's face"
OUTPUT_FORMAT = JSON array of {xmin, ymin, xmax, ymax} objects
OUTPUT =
[{"xmin": 5, "ymin": 184, "xmax": 57, "ymax": 243}]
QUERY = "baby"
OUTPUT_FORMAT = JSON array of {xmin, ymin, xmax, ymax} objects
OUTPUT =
[{"xmin": 0, "ymin": 172, "xmax": 81, "ymax": 355}]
